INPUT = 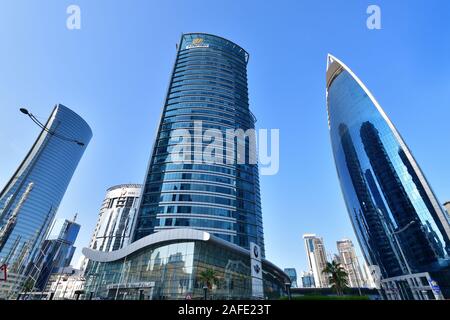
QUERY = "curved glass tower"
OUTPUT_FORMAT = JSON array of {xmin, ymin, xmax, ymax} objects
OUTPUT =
[
  {"xmin": 133, "ymin": 33, "xmax": 264, "ymax": 255},
  {"xmin": 0, "ymin": 104, "xmax": 91, "ymax": 297},
  {"xmin": 326, "ymin": 55, "xmax": 450, "ymax": 299}
]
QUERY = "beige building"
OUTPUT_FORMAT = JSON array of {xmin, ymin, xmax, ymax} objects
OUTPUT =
[
  {"xmin": 336, "ymin": 239, "xmax": 366, "ymax": 288},
  {"xmin": 303, "ymin": 234, "xmax": 329, "ymax": 288},
  {"xmin": 444, "ymin": 202, "xmax": 450, "ymax": 215}
]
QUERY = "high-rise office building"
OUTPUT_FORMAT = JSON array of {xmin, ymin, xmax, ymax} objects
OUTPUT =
[
  {"xmin": 82, "ymin": 34, "xmax": 289, "ymax": 300},
  {"xmin": 284, "ymin": 268, "xmax": 298, "ymax": 288},
  {"xmin": 303, "ymin": 234, "xmax": 329, "ymax": 288},
  {"xmin": 336, "ymin": 239, "xmax": 365, "ymax": 288},
  {"xmin": 132, "ymin": 33, "xmax": 264, "ymax": 254},
  {"xmin": 88, "ymin": 184, "xmax": 141, "ymax": 252},
  {"xmin": 300, "ymin": 271, "xmax": 315, "ymax": 288},
  {"xmin": 33, "ymin": 217, "xmax": 80, "ymax": 291},
  {"xmin": 445, "ymin": 202, "xmax": 450, "ymax": 215},
  {"xmin": 326, "ymin": 54, "xmax": 450, "ymax": 300},
  {"xmin": 0, "ymin": 104, "xmax": 92, "ymax": 298}
]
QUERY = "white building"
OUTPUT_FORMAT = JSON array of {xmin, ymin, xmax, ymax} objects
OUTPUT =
[
  {"xmin": 88, "ymin": 184, "xmax": 141, "ymax": 252},
  {"xmin": 47, "ymin": 267, "xmax": 85, "ymax": 300},
  {"xmin": 81, "ymin": 184, "xmax": 141, "ymax": 270},
  {"xmin": 362, "ymin": 261, "xmax": 378, "ymax": 289},
  {"xmin": 303, "ymin": 234, "xmax": 329, "ymax": 288}
]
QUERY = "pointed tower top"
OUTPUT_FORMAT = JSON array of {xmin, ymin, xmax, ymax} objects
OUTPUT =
[
  {"xmin": 326, "ymin": 54, "xmax": 345, "ymax": 88},
  {"xmin": 326, "ymin": 53, "xmax": 336, "ymax": 70}
]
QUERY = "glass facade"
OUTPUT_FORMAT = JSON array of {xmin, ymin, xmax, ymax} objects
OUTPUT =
[
  {"xmin": 326, "ymin": 55, "xmax": 450, "ymax": 297},
  {"xmin": 283, "ymin": 268, "xmax": 298, "ymax": 288},
  {"xmin": 133, "ymin": 33, "xmax": 264, "ymax": 255},
  {"xmin": 84, "ymin": 237, "xmax": 287, "ymax": 300},
  {"xmin": 0, "ymin": 104, "xmax": 92, "ymax": 297},
  {"xmin": 33, "ymin": 218, "xmax": 80, "ymax": 291}
]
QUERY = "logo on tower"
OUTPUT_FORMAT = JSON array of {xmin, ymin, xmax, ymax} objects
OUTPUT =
[
  {"xmin": 253, "ymin": 245, "xmax": 259, "ymax": 258},
  {"xmin": 192, "ymin": 38, "xmax": 204, "ymax": 45},
  {"xmin": 186, "ymin": 38, "xmax": 209, "ymax": 49},
  {"xmin": 250, "ymin": 242, "xmax": 263, "ymax": 298}
]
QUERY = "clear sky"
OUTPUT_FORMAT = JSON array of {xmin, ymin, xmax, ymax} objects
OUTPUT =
[{"xmin": 1, "ymin": 0, "xmax": 449, "ymax": 275}]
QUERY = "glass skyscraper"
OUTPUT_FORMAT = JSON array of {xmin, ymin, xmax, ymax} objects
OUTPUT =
[
  {"xmin": 326, "ymin": 55, "xmax": 450, "ymax": 299},
  {"xmin": 33, "ymin": 217, "xmax": 80, "ymax": 291},
  {"xmin": 82, "ymin": 34, "xmax": 289, "ymax": 300},
  {"xmin": 283, "ymin": 268, "xmax": 298, "ymax": 288},
  {"xmin": 133, "ymin": 33, "xmax": 264, "ymax": 255},
  {"xmin": 0, "ymin": 104, "xmax": 92, "ymax": 298}
]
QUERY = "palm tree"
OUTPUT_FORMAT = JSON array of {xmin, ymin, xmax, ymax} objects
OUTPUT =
[
  {"xmin": 198, "ymin": 268, "xmax": 219, "ymax": 290},
  {"xmin": 322, "ymin": 261, "xmax": 349, "ymax": 296},
  {"xmin": 21, "ymin": 277, "xmax": 35, "ymax": 299}
]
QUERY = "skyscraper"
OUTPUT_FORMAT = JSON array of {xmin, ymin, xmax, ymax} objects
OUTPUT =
[
  {"xmin": 326, "ymin": 54, "xmax": 450, "ymax": 300},
  {"xmin": 82, "ymin": 34, "xmax": 289, "ymax": 300},
  {"xmin": 303, "ymin": 234, "xmax": 329, "ymax": 288},
  {"xmin": 445, "ymin": 202, "xmax": 450, "ymax": 215},
  {"xmin": 88, "ymin": 184, "xmax": 141, "ymax": 252},
  {"xmin": 283, "ymin": 268, "xmax": 298, "ymax": 288},
  {"xmin": 132, "ymin": 33, "xmax": 264, "ymax": 254},
  {"xmin": 33, "ymin": 217, "xmax": 80, "ymax": 291},
  {"xmin": 0, "ymin": 104, "xmax": 92, "ymax": 298},
  {"xmin": 336, "ymin": 239, "xmax": 365, "ymax": 288},
  {"xmin": 300, "ymin": 270, "xmax": 315, "ymax": 288},
  {"xmin": 80, "ymin": 184, "xmax": 141, "ymax": 271}
]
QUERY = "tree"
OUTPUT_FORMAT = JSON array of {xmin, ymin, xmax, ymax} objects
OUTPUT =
[
  {"xmin": 322, "ymin": 261, "xmax": 349, "ymax": 296},
  {"xmin": 20, "ymin": 277, "xmax": 36, "ymax": 299},
  {"xmin": 198, "ymin": 268, "xmax": 219, "ymax": 290}
]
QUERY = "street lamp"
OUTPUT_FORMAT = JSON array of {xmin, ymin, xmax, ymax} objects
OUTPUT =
[
  {"xmin": 285, "ymin": 282, "xmax": 292, "ymax": 300},
  {"xmin": 391, "ymin": 220, "xmax": 417, "ymax": 275},
  {"xmin": 19, "ymin": 108, "xmax": 85, "ymax": 146},
  {"xmin": 203, "ymin": 285, "xmax": 208, "ymax": 300}
]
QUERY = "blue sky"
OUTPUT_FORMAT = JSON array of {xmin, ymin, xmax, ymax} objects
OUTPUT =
[{"xmin": 1, "ymin": 0, "xmax": 449, "ymax": 275}]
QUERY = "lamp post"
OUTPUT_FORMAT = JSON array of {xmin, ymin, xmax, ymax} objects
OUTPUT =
[
  {"xmin": 19, "ymin": 108, "xmax": 85, "ymax": 146},
  {"xmin": 203, "ymin": 285, "xmax": 208, "ymax": 300},
  {"xmin": 285, "ymin": 282, "xmax": 292, "ymax": 300},
  {"xmin": 388, "ymin": 220, "xmax": 417, "ymax": 300},
  {"xmin": 391, "ymin": 221, "xmax": 417, "ymax": 275}
]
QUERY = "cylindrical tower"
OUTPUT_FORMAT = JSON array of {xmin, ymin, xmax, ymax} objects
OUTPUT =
[
  {"xmin": 132, "ymin": 33, "xmax": 264, "ymax": 255},
  {"xmin": 88, "ymin": 184, "xmax": 142, "ymax": 253}
]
